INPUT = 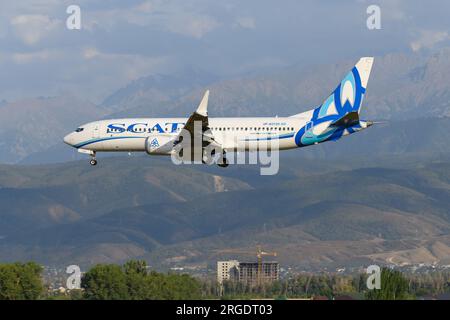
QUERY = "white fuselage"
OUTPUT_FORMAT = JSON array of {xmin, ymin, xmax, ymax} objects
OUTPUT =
[
  {"xmin": 63, "ymin": 57, "xmax": 376, "ymax": 162},
  {"xmin": 64, "ymin": 114, "xmax": 313, "ymax": 154}
]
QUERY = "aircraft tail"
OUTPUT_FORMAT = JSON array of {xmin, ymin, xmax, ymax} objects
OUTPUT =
[
  {"xmin": 291, "ymin": 57, "xmax": 374, "ymax": 118},
  {"xmin": 293, "ymin": 57, "xmax": 375, "ymax": 147},
  {"xmin": 317, "ymin": 57, "xmax": 374, "ymax": 117}
]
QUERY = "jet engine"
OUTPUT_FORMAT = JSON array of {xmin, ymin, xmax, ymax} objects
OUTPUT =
[{"xmin": 145, "ymin": 134, "xmax": 175, "ymax": 155}]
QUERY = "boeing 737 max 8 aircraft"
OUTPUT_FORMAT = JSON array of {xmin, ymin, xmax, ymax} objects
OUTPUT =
[{"xmin": 64, "ymin": 57, "xmax": 375, "ymax": 167}]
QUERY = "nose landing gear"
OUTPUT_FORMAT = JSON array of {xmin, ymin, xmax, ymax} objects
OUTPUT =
[
  {"xmin": 89, "ymin": 151, "xmax": 97, "ymax": 166},
  {"xmin": 77, "ymin": 149, "xmax": 97, "ymax": 166}
]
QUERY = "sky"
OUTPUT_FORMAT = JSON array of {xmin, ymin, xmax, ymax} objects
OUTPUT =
[{"xmin": 1, "ymin": 0, "xmax": 450, "ymax": 103}]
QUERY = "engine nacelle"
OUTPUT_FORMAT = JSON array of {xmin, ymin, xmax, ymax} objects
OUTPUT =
[{"xmin": 145, "ymin": 134, "xmax": 175, "ymax": 155}]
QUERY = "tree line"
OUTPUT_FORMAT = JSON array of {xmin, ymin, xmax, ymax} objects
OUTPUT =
[
  {"xmin": 0, "ymin": 261, "xmax": 449, "ymax": 300},
  {"xmin": 216, "ymin": 268, "xmax": 450, "ymax": 300},
  {"xmin": 0, "ymin": 260, "xmax": 201, "ymax": 300}
]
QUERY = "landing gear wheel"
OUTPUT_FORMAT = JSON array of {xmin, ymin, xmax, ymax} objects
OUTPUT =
[
  {"xmin": 218, "ymin": 161, "xmax": 228, "ymax": 168},
  {"xmin": 90, "ymin": 159, "xmax": 97, "ymax": 166},
  {"xmin": 217, "ymin": 155, "xmax": 229, "ymax": 168}
]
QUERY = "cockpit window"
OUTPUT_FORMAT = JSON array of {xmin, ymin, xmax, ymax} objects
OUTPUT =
[{"xmin": 75, "ymin": 127, "xmax": 84, "ymax": 132}]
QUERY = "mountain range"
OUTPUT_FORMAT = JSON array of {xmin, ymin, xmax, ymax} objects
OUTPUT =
[
  {"xmin": 106, "ymin": 49, "xmax": 450, "ymax": 120},
  {"xmin": 1, "ymin": 156, "xmax": 449, "ymax": 270},
  {"xmin": 0, "ymin": 96, "xmax": 105, "ymax": 163}
]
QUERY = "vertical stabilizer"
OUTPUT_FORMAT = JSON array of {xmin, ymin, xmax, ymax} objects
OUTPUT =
[{"xmin": 318, "ymin": 57, "xmax": 374, "ymax": 118}]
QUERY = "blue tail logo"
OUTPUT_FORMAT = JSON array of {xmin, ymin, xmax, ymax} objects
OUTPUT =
[{"xmin": 295, "ymin": 57, "xmax": 374, "ymax": 146}]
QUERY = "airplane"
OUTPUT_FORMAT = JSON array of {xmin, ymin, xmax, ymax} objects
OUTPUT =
[{"xmin": 64, "ymin": 57, "xmax": 375, "ymax": 167}]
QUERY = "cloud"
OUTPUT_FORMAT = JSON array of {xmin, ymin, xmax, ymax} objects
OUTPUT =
[
  {"xmin": 83, "ymin": 1, "xmax": 220, "ymax": 38},
  {"xmin": 234, "ymin": 17, "xmax": 256, "ymax": 29},
  {"xmin": 136, "ymin": 0, "xmax": 155, "ymax": 13},
  {"xmin": 0, "ymin": 44, "xmax": 170, "ymax": 102},
  {"xmin": 410, "ymin": 30, "xmax": 450, "ymax": 51},
  {"xmin": 80, "ymin": 47, "xmax": 169, "ymax": 81},
  {"xmin": 10, "ymin": 14, "xmax": 61, "ymax": 45},
  {"xmin": 83, "ymin": 47, "xmax": 100, "ymax": 60},
  {"xmin": 2, "ymin": 0, "xmax": 450, "ymax": 102},
  {"xmin": 375, "ymin": 0, "xmax": 408, "ymax": 22},
  {"xmin": 12, "ymin": 50, "xmax": 59, "ymax": 64},
  {"xmin": 166, "ymin": 14, "xmax": 220, "ymax": 38}
]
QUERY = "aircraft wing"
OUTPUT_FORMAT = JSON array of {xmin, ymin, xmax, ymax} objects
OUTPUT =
[
  {"xmin": 182, "ymin": 90, "xmax": 211, "ymax": 139},
  {"xmin": 171, "ymin": 90, "xmax": 222, "ymax": 160}
]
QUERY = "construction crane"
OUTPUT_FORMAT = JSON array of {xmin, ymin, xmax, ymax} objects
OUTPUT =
[
  {"xmin": 256, "ymin": 246, "xmax": 277, "ymax": 284},
  {"xmin": 212, "ymin": 246, "xmax": 277, "ymax": 286}
]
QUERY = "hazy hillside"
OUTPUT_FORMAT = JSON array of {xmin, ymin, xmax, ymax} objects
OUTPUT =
[
  {"xmin": 0, "ymin": 157, "xmax": 449, "ymax": 269},
  {"xmin": 0, "ymin": 159, "xmax": 250, "ymax": 238},
  {"xmin": 0, "ymin": 96, "xmax": 106, "ymax": 163},
  {"xmin": 109, "ymin": 48, "xmax": 450, "ymax": 120},
  {"xmin": 101, "ymin": 68, "xmax": 218, "ymax": 112}
]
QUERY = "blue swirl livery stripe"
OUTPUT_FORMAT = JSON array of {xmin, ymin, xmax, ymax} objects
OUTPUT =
[
  {"xmin": 74, "ymin": 136, "xmax": 146, "ymax": 149},
  {"xmin": 295, "ymin": 66, "xmax": 366, "ymax": 147},
  {"xmin": 241, "ymin": 132, "xmax": 295, "ymax": 141}
]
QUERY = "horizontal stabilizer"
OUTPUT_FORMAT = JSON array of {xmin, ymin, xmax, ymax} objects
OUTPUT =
[{"xmin": 330, "ymin": 111, "xmax": 359, "ymax": 127}]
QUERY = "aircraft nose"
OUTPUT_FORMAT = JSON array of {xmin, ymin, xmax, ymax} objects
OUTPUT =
[{"xmin": 63, "ymin": 133, "xmax": 76, "ymax": 146}]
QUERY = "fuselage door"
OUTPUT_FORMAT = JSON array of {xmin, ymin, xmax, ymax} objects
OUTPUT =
[{"xmin": 92, "ymin": 122, "xmax": 101, "ymax": 139}]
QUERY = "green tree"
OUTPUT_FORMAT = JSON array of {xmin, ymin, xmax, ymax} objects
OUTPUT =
[
  {"xmin": 143, "ymin": 272, "xmax": 201, "ymax": 300},
  {"xmin": 19, "ymin": 262, "xmax": 44, "ymax": 299},
  {"xmin": 0, "ymin": 262, "xmax": 43, "ymax": 300},
  {"xmin": 81, "ymin": 260, "xmax": 202, "ymax": 300},
  {"xmin": 124, "ymin": 260, "xmax": 150, "ymax": 299},
  {"xmin": 82, "ymin": 264, "xmax": 129, "ymax": 300},
  {"xmin": 123, "ymin": 260, "xmax": 148, "ymax": 275},
  {"xmin": 0, "ymin": 265, "xmax": 20, "ymax": 299},
  {"xmin": 164, "ymin": 273, "xmax": 201, "ymax": 299},
  {"xmin": 366, "ymin": 268, "xmax": 411, "ymax": 300}
]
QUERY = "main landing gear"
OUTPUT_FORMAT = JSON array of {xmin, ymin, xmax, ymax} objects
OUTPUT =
[
  {"xmin": 217, "ymin": 152, "xmax": 229, "ymax": 168},
  {"xmin": 217, "ymin": 160, "xmax": 229, "ymax": 168},
  {"xmin": 207, "ymin": 149, "xmax": 229, "ymax": 168}
]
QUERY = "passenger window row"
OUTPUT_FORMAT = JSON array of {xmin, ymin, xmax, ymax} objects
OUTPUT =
[
  {"xmin": 210, "ymin": 127, "xmax": 295, "ymax": 131},
  {"xmin": 110, "ymin": 127, "xmax": 295, "ymax": 132}
]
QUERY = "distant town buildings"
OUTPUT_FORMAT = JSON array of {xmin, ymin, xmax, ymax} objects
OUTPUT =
[
  {"xmin": 217, "ymin": 260, "xmax": 279, "ymax": 286},
  {"xmin": 217, "ymin": 260, "xmax": 239, "ymax": 284},
  {"xmin": 238, "ymin": 262, "xmax": 279, "ymax": 286}
]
